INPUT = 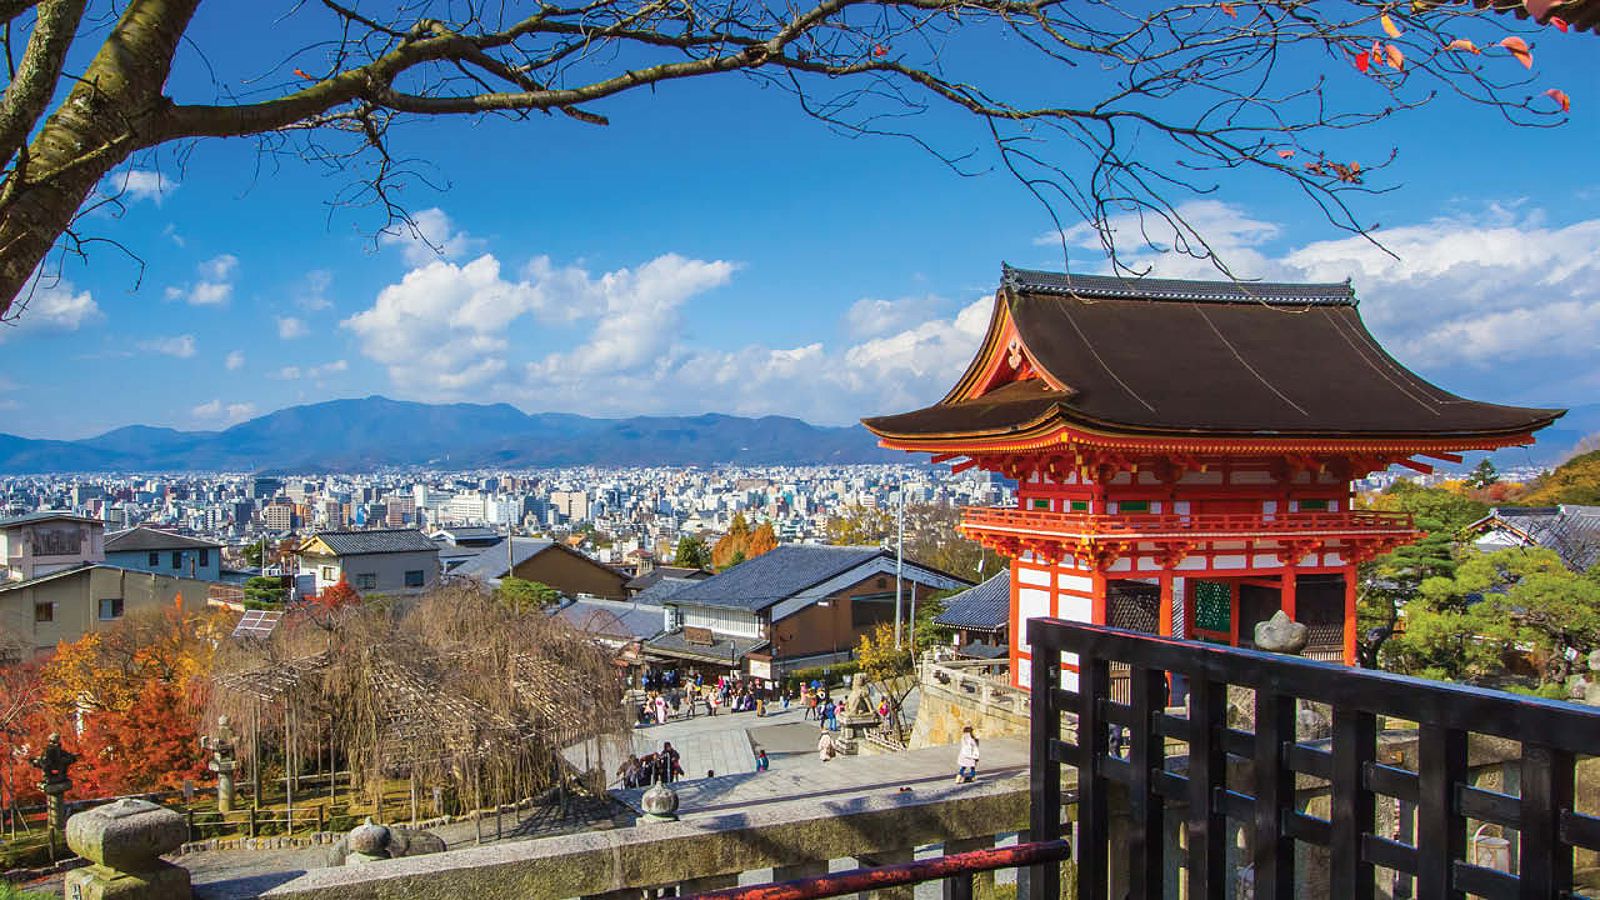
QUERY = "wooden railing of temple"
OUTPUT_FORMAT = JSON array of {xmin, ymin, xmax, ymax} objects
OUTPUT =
[
  {"xmin": 1026, "ymin": 618, "xmax": 1600, "ymax": 900},
  {"xmin": 960, "ymin": 507, "xmax": 1416, "ymax": 540}
]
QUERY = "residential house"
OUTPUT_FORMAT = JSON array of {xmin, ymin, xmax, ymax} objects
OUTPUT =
[
  {"xmin": 297, "ymin": 529, "xmax": 441, "ymax": 595},
  {"xmin": 449, "ymin": 537, "xmax": 629, "ymax": 600},
  {"xmin": 0, "ymin": 512, "xmax": 105, "ymax": 582},
  {"xmin": 104, "ymin": 526, "xmax": 223, "ymax": 582},
  {"xmin": 0, "ymin": 565, "xmax": 212, "ymax": 655},
  {"xmin": 624, "ymin": 565, "xmax": 712, "ymax": 599},
  {"xmin": 646, "ymin": 544, "xmax": 968, "ymax": 681}
]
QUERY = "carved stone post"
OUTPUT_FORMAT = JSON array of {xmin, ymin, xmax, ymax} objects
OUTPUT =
[
  {"xmin": 64, "ymin": 798, "xmax": 191, "ymax": 900},
  {"xmin": 202, "ymin": 715, "xmax": 240, "ymax": 813},
  {"xmin": 29, "ymin": 732, "xmax": 75, "ymax": 834}
]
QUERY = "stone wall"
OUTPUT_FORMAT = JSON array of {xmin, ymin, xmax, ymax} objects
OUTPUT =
[{"xmin": 909, "ymin": 661, "xmax": 1030, "ymax": 749}]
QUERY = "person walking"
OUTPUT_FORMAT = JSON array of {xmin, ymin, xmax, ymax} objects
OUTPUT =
[
  {"xmin": 955, "ymin": 726, "xmax": 981, "ymax": 783},
  {"xmin": 755, "ymin": 749, "xmax": 769, "ymax": 772},
  {"xmin": 662, "ymin": 742, "xmax": 683, "ymax": 784},
  {"xmin": 818, "ymin": 726, "xmax": 839, "ymax": 762}
]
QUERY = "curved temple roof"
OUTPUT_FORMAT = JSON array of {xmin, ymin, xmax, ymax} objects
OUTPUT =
[{"xmin": 862, "ymin": 266, "xmax": 1563, "ymax": 450}]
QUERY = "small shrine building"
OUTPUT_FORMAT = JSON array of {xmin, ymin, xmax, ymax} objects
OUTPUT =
[{"xmin": 862, "ymin": 266, "xmax": 1562, "ymax": 691}]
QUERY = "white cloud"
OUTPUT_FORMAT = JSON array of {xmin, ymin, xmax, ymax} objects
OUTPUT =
[
  {"xmin": 274, "ymin": 366, "xmax": 302, "ymax": 380},
  {"xmin": 0, "ymin": 275, "xmax": 102, "ymax": 340},
  {"xmin": 283, "ymin": 359, "xmax": 349, "ymax": 381},
  {"xmin": 277, "ymin": 316, "xmax": 309, "ymax": 339},
  {"xmin": 166, "ymin": 253, "xmax": 237, "ymax": 306},
  {"xmin": 104, "ymin": 168, "xmax": 177, "ymax": 204},
  {"xmin": 191, "ymin": 399, "xmax": 256, "ymax": 423},
  {"xmin": 139, "ymin": 334, "xmax": 197, "ymax": 358},
  {"xmin": 379, "ymin": 208, "xmax": 478, "ymax": 267},
  {"xmin": 843, "ymin": 295, "xmax": 947, "ymax": 339},
  {"xmin": 225, "ymin": 350, "xmax": 245, "ymax": 371},
  {"xmin": 297, "ymin": 270, "xmax": 334, "ymax": 311},
  {"xmin": 346, "ymin": 252, "xmax": 735, "ymax": 397}
]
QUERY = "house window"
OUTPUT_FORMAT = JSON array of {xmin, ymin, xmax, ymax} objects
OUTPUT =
[
  {"xmin": 98, "ymin": 597, "xmax": 124, "ymax": 620},
  {"xmin": 148, "ymin": 551, "xmax": 160, "ymax": 566},
  {"xmin": 34, "ymin": 602, "xmax": 54, "ymax": 623},
  {"xmin": 1070, "ymin": 500, "xmax": 1089, "ymax": 512},
  {"xmin": 321, "ymin": 566, "xmax": 336, "ymax": 582},
  {"xmin": 354, "ymin": 573, "xmax": 378, "ymax": 590},
  {"xmin": 1031, "ymin": 498, "xmax": 1051, "ymax": 511},
  {"xmin": 1300, "ymin": 499, "xmax": 1329, "ymax": 511},
  {"xmin": 199, "ymin": 549, "xmax": 210, "ymax": 567},
  {"xmin": 171, "ymin": 551, "xmax": 182, "ymax": 569},
  {"xmin": 404, "ymin": 570, "xmax": 425, "ymax": 588},
  {"xmin": 1120, "ymin": 501, "xmax": 1150, "ymax": 513}
]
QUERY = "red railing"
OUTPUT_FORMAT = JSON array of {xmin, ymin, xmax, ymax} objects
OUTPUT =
[
  {"xmin": 694, "ymin": 840, "xmax": 1072, "ymax": 900},
  {"xmin": 961, "ymin": 507, "xmax": 1415, "ymax": 540}
]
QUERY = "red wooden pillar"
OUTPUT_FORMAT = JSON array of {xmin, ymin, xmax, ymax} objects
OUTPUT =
[
  {"xmin": 1091, "ymin": 570, "xmax": 1108, "ymax": 627},
  {"xmin": 1280, "ymin": 569, "xmax": 1298, "ymax": 620},
  {"xmin": 1228, "ymin": 580, "xmax": 1240, "ymax": 647},
  {"xmin": 1343, "ymin": 564, "xmax": 1359, "ymax": 666},
  {"xmin": 1157, "ymin": 572, "xmax": 1174, "ymax": 637}
]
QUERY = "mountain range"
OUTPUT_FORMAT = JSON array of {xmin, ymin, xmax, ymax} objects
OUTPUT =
[
  {"xmin": 1, "ymin": 396, "xmax": 1593, "ymax": 475},
  {"xmin": 0, "ymin": 396, "xmax": 899, "ymax": 473}
]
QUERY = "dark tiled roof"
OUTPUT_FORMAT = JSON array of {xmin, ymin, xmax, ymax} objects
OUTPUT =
[
  {"xmin": 1475, "ymin": 505, "xmax": 1600, "ymax": 571},
  {"xmin": 666, "ymin": 545, "xmax": 885, "ymax": 611},
  {"xmin": 432, "ymin": 526, "xmax": 502, "ymax": 545},
  {"xmin": 631, "ymin": 577, "xmax": 700, "ymax": 606},
  {"xmin": 552, "ymin": 599, "xmax": 664, "ymax": 641},
  {"xmin": 449, "ymin": 538, "xmax": 555, "ymax": 580},
  {"xmin": 957, "ymin": 641, "xmax": 1008, "ymax": 659},
  {"xmin": 864, "ymin": 268, "xmax": 1563, "ymax": 442},
  {"xmin": 305, "ymin": 529, "xmax": 439, "ymax": 556},
  {"xmin": 644, "ymin": 629, "xmax": 769, "ymax": 665},
  {"xmin": 1002, "ymin": 265, "xmax": 1356, "ymax": 306},
  {"xmin": 0, "ymin": 511, "xmax": 100, "ymax": 528},
  {"xmin": 934, "ymin": 572, "xmax": 1009, "ymax": 632},
  {"xmin": 106, "ymin": 526, "xmax": 221, "ymax": 553},
  {"xmin": 624, "ymin": 566, "xmax": 712, "ymax": 592}
]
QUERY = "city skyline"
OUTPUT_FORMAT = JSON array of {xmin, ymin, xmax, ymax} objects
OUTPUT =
[{"xmin": 0, "ymin": 8, "xmax": 1595, "ymax": 439}]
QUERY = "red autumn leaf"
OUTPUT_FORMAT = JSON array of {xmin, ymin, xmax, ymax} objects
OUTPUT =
[
  {"xmin": 1221, "ymin": 3, "xmax": 1237, "ymax": 17},
  {"xmin": 1385, "ymin": 43, "xmax": 1405, "ymax": 70},
  {"xmin": 872, "ymin": 44, "xmax": 888, "ymax": 57},
  {"xmin": 1276, "ymin": 148, "xmax": 1296, "ymax": 159},
  {"xmin": 1447, "ymin": 38, "xmax": 1481, "ymax": 54},
  {"xmin": 1545, "ymin": 87, "xmax": 1572, "ymax": 112},
  {"xmin": 1551, "ymin": 16, "xmax": 1569, "ymax": 31},
  {"xmin": 1500, "ymin": 36, "xmax": 1533, "ymax": 68},
  {"xmin": 1524, "ymin": 0, "xmax": 1559, "ymax": 20},
  {"xmin": 1381, "ymin": 14, "xmax": 1402, "ymax": 38},
  {"xmin": 1354, "ymin": 50, "xmax": 1371, "ymax": 73}
]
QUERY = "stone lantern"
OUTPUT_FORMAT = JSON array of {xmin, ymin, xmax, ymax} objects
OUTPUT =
[
  {"xmin": 63, "ymin": 798, "xmax": 190, "ymax": 900},
  {"xmin": 201, "ymin": 715, "xmax": 240, "ymax": 813}
]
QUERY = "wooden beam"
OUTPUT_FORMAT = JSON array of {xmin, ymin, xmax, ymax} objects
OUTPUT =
[
  {"xmin": 1396, "ymin": 458, "xmax": 1434, "ymax": 475},
  {"xmin": 950, "ymin": 459, "xmax": 979, "ymax": 474},
  {"xmin": 930, "ymin": 453, "xmax": 957, "ymax": 464},
  {"xmin": 1420, "ymin": 451, "xmax": 1464, "ymax": 464}
]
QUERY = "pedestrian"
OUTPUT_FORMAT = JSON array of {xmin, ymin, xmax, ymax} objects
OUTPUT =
[
  {"xmin": 956, "ymin": 726, "xmax": 981, "ymax": 783},
  {"xmin": 653, "ymin": 693, "xmax": 669, "ymax": 725},
  {"xmin": 662, "ymin": 741, "xmax": 684, "ymax": 783},
  {"xmin": 818, "ymin": 726, "xmax": 839, "ymax": 762},
  {"xmin": 708, "ymin": 689, "xmax": 720, "ymax": 716},
  {"xmin": 803, "ymin": 687, "xmax": 817, "ymax": 720},
  {"xmin": 781, "ymin": 689, "xmax": 791, "ymax": 710},
  {"xmin": 707, "ymin": 769, "xmax": 716, "ymax": 778},
  {"xmin": 824, "ymin": 698, "xmax": 838, "ymax": 731},
  {"xmin": 755, "ymin": 749, "xmax": 769, "ymax": 772},
  {"xmin": 756, "ymin": 695, "xmax": 767, "ymax": 717}
]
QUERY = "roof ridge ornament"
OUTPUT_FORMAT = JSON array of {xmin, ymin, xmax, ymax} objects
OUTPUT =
[{"xmin": 1003, "ymin": 266, "xmax": 1359, "ymax": 307}]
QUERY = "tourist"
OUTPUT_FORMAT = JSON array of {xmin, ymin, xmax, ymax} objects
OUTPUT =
[
  {"xmin": 818, "ymin": 726, "xmax": 839, "ymax": 762},
  {"xmin": 823, "ymin": 698, "xmax": 839, "ymax": 731},
  {"xmin": 662, "ymin": 742, "xmax": 684, "ymax": 783},
  {"xmin": 617, "ymin": 754, "xmax": 642, "ymax": 788},
  {"xmin": 781, "ymin": 689, "xmax": 792, "ymax": 710},
  {"xmin": 756, "ymin": 695, "xmax": 767, "ymax": 717},
  {"xmin": 653, "ymin": 693, "xmax": 669, "ymax": 725},
  {"xmin": 707, "ymin": 769, "xmax": 715, "ymax": 778},
  {"xmin": 755, "ymin": 749, "xmax": 769, "ymax": 772},
  {"xmin": 803, "ymin": 688, "xmax": 817, "ymax": 720},
  {"xmin": 955, "ymin": 726, "xmax": 981, "ymax": 784},
  {"xmin": 707, "ymin": 689, "xmax": 720, "ymax": 716}
]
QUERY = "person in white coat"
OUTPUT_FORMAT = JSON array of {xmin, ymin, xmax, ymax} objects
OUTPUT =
[
  {"xmin": 818, "ymin": 726, "xmax": 840, "ymax": 762},
  {"xmin": 955, "ymin": 726, "xmax": 980, "ymax": 783}
]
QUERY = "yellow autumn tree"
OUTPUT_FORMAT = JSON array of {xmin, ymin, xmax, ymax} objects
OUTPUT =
[
  {"xmin": 43, "ymin": 603, "xmax": 226, "ymax": 714},
  {"xmin": 712, "ymin": 513, "xmax": 751, "ymax": 570}
]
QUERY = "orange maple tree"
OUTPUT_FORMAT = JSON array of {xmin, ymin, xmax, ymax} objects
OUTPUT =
[{"xmin": 74, "ymin": 679, "xmax": 207, "ymax": 796}]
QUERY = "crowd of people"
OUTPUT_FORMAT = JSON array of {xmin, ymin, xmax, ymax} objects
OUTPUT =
[
  {"xmin": 634, "ymin": 669, "xmax": 789, "ymax": 726},
  {"xmin": 615, "ymin": 741, "xmax": 685, "ymax": 788}
]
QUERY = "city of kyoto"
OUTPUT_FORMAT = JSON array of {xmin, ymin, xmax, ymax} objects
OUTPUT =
[{"xmin": 2, "ymin": 3, "xmax": 1599, "ymax": 899}]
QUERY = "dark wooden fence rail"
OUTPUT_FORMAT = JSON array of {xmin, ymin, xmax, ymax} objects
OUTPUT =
[{"xmin": 1027, "ymin": 617, "xmax": 1600, "ymax": 900}]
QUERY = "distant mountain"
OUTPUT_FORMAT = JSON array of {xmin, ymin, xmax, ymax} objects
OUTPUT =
[{"xmin": 0, "ymin": 396, "xmax": 898, "ymax": 473}]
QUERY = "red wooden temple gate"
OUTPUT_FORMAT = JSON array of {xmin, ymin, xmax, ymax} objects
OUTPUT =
[{"xmin": 863, "ymin": 266, "xmax": 1562, "ymax": 690}]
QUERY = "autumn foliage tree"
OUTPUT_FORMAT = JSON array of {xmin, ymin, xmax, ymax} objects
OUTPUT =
[
  {"xmin": 74, "ymin": 679, "xmax": 206, "ymax": 796},
  {"xmin": 0, "ymin": 1, "xmax": 1581, "ymax": 324}
]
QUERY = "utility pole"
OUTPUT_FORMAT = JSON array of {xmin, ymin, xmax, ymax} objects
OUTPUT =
[{"xmin": 892, "ymin": 488, "xmax": 905, "ymax": 650}]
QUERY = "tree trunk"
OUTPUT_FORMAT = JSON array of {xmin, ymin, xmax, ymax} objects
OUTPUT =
[{"xmin": 0, "ymin": 0, "xmax": 198, "ymax": 318}]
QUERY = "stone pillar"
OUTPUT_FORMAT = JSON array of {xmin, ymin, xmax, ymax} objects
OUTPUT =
[
  {"xmin": 29, "ymin": 732, "xmax": 76, "ymax": 835},
  {"xmin": 202, "ymin": 714, "xmax": 240, "ymax": 813},
  {"xmin": 856, "ymin": 848, "xmax": 914, "ymax": 900},
  {"xmin": 774, "ymin": 860, "xmax": 829, "ymax": 881},
  {"xmin": 63, "ymin": 798, "xmax": 190, "ymax": 900}
]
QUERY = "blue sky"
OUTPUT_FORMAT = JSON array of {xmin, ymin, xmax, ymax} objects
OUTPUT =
[{"xmin": 2, "ymin": 5, "xmax": 1598, "ymax": 439}]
